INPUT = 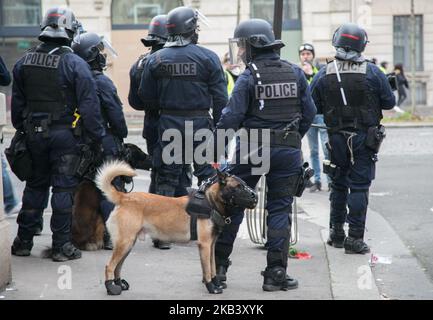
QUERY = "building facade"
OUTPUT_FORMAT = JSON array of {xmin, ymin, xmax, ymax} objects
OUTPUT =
[{"xmin": 0, "ymin": 0, "xmax": 432, "ymax": 113}]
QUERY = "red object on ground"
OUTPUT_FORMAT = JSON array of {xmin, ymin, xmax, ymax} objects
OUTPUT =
[{"xmin": 294, "ymin": 252, "xmax": 312, "ymax": 260}]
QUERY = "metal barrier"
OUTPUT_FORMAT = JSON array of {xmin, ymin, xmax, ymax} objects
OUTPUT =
[{"xmin": 246, "ymin": 175, "xmax": 298, "ymax": 246}]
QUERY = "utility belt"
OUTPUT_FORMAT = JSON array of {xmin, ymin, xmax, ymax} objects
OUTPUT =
[
  {"xmin": 327, "ymin": 121, "xmax": 368, "ymax": 134},
  {"xmin": 160, "ymin": 109, "xmax": 210, "ymax": 117},
  {"xmin": 243, "ymin": 128, "xmax": 301, "ymax": 149},
  {"xmin": 25, "ymin": 112, "xmax": 82, "ymax": 138},
  {"xmin": 323, "ymin": 124, "xmax": 386, "ymax": 178}
]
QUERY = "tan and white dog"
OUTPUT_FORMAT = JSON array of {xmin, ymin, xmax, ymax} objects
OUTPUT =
[{"xmin": 95, "ymin": 161, "xmax": 257, "ymax": 295}]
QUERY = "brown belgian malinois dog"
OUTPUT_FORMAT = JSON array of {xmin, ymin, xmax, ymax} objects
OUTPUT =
[{"xmin": 95, "ymin": 161, "xmax": 257, "ymax": 295}]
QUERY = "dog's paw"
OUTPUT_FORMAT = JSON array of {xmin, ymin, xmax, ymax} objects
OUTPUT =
[
  {"xmin": 105, "ymin": 280, "xmax": 122, "ymax": 295},
  {"xmin": 114, "ymin": 278, "xmax": 130, "ymax": 291},
  {"xmin": 212, "ymin": 276, "xmax": 227, "ymax": 290},
  {"xmin": 205, "ymin": 281, "xmax": 223, "ymax": 294}
]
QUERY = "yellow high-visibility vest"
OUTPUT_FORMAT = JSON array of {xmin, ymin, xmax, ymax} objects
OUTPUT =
[{"xmin": 224, "ymin": 70, "xmax": 235, "ymax": 96}]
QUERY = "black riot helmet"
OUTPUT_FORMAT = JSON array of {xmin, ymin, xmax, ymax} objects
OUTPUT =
[
  {"xmin": 229, "ymin": 19, "xmax": 284, "ymax": 65},
  {"xmin": 141, "ymin": 15, "xmax": 168, "ymax": 47},
  {"xmin": 71, "ymin": 32, "xmax": 117, "ymax": 70},
  {"xmin": 166, "ymin": 6, "xmax": 198, "ymax": 36},
  {"xmin": 39, "ymin": 7, "xmax": 82, "ymax": 43},
  {"xmin": 332, "ymin": 23, "xmax": 369, "ymax": 53}
]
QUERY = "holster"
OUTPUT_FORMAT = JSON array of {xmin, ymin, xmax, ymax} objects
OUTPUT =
[
  {"xmin": 75, "ymin": 144, "xmax": 103, "ymax": 180},
  {"xmin": 365, "ymin": 125, "xmax": 386, "ymax": 154},
  {"xmin": 323, "ymin": 160, "xmax": 341, "ymax": 180},
  {"xmin": 294, "ymin": 162, "xmax": 314, "ymax": 197},
  {"xmin": 5, "ymin": 131, "xmax": 33, "ymax": 181}
]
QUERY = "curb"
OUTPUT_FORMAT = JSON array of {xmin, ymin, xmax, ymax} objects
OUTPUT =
[
  {"xmin": 383, "ymin": 122, "xmax": 433, "ymax": 128},
  {"xmin": 298, "ymin": 192, "xmax": 433, "ymax": 300}
]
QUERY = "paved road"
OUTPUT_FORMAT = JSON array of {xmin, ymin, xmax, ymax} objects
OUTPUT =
[{"xmin": 369, "ymin": 127, "xmax": 433, "ymax": 281}]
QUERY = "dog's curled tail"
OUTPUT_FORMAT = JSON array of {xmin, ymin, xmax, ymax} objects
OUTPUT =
[{"xmin": 95, "ymin": 160, "xmax": 136, "ymax": 204}]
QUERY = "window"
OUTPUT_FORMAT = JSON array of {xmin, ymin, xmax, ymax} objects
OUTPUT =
[
  {"xmin": 250, "ymin": 0, "xmax": 301, "ymax": 30},
  {"xmin": 0, "ymin": 0, "xmax": 41, "ymax": 37},
  {"xmin": 0, "ymin": 37, "xmax": 40, "ymax": 103},
  {"xmin": 406, "ymin": 82, "xmax": 427, "ymax": 106},
  {"xmin": 111, "ymin": 0, "xmax": 182, "ymax": 29},
  {"xmin": 1, "ymin": 0, "xmax": 41, "ymax": 27},
  {"xmin": 393, "ymin": 15, "xmax": 423, "ymax": 71}
]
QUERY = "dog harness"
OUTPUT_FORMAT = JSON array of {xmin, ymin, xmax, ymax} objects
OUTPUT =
[{"xmin": 186, "ymin": 188, "xmax": 231, "ymax": 241}]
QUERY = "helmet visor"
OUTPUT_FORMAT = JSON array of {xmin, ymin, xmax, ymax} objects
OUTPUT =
[
  {"xmin": 196, "ymin": 9, "xmax": 211, "ymax": 28},
  {"xmin": 71, "ymin": 21, "xmax": 83, "ymax": 44},
  {"xmin": 99, "ymin": 36, "xmax": 118, "ymax": 58},
  {"xmin": 229, "ymin": 38, "xmax": 247, "ymax": 71}
]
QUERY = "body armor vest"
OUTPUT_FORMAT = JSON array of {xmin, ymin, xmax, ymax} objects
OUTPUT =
[
  {"xmin": 134, "ymin": 54, "xmax": 148, "ymax": 87},
  {"xmin": 246, "ymin": 59, "xmax": 302, "ymax": 123},
  {"xmin": 22, "ymin": 45, "xmax": 72, "ymax": 118},
  {"xmin": 324, "ymin": 60, "xmax": 381, "ymax": 131},
  {"xmin": 154, "ymin": 56, "xmax": 201, "ymax": 83}
]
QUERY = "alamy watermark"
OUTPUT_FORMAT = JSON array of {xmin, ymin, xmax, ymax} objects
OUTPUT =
[{"xmin": 161, "ymin": 121, "xmax": 271, "ymax": 175}]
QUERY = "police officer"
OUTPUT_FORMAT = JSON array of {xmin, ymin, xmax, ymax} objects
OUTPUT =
[
  {"xmin": 72, "ymin": 32, "xmax": 128, "ymax": 249},
  {"xmin": 129, "ymin": 15, "xmax": 167, "ymax": 170},
  {"xmin": 138, "ymin": 7, "xmax": 227, "ymax": 197},
  {"xmin": 310, "ymin": 23, "xmax": 395, "ymax": 254},
  {"xmin": 10, "ymin": 7, "xmax": 105, "ymax": 261},
  {"xmin": 129, "ymin": 14, "xmax": 186, "ymax": 250},
  {"xmin": 214, "ymin": 19, "xmax": 316, "ymax": 291}
]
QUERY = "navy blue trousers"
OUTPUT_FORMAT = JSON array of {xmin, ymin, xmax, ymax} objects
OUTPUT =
[
  {"xmin": 17, "ymin": 129, "xmax": 80, "ymax": 248},
  {"xmin": 328, "ymin": 131, "xmax": 376, "ymax": 238},
  {"xmin": 215, "ymin": 146, "xmax": 302, "ymax": 269}
]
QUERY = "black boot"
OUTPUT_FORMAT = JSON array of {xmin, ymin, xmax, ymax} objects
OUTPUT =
[
  {"xmin": 344, "ymin": 228, "xmax": 370, "ymax": 254},
  {"xmin": 326, "ymin": 223, "xmax": 346, "ymax": 248},
  {"xmin": 103, "ymin": 229, "xmax": 113, "ymax": 250},
  {"xmin": 152, "ymin": 239, "xmax": 171, "ymax": 250},
  {"xmin": 52, "ymin": 242, "xmax": 82, "ymax": 262},
  {"xmin": 344, "ymin": 237, "xmax": 370, "ymax": 254},
  {"xmin": 262, "ymin": 266, "xmax": 298, "ymax": 291},
  {"xmin": 215, "ymin": 260, "xmax": 231, "ymax": 289},
  {"xmin": 11, "ymin": 236, "xmax": 33, "ymax": 256}
]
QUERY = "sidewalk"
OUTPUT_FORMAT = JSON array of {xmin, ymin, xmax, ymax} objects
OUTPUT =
[
  {"xmin": 1, "ymin": 208, "xmax": 332, "ymax": 300},
  {"xmin": 3, "ymin": 183, "xmax": 432, "ymax": 300},
  {"xmin": 2, "ymin": 134, "xmax": 433, "ymax": 300}
]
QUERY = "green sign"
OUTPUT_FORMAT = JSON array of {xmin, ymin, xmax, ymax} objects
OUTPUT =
[{"xmin": 17, "ymin": 40, "xmax": 31, "ymax": 51}]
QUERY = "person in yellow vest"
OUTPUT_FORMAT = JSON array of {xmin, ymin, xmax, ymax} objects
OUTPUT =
[
  {"xmin": 222, "ymin": 52, "xmax": 241, "ymax": 96},
  {"xmin": 379, "ymin": 61, "xmax": 388, "ymax": 74},
  {"xmin": 299, "ymin": 43, "xmax": 319, "ymax": 84}
]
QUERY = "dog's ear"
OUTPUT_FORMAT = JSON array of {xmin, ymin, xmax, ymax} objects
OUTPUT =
[{"xmin": 216, "ymin": 170, "xmax": 227, "ymax": 187}]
